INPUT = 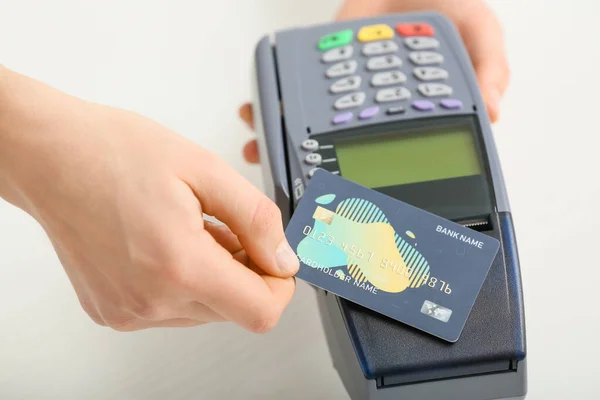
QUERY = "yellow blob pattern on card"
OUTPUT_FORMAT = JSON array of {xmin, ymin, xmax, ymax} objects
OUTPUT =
[{"xmin": 296, "ymin": 197, "xmax": 430, "ymax": 293}]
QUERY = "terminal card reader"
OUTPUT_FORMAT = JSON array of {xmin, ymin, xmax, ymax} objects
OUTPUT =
[{"xmin": 252, "ymin": 12, "xmax": 527, "ymax": 400}]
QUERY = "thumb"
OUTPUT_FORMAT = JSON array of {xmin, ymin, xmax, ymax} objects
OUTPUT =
[
  {"xmin": 183, "ymin": 149, "xmax": 299, "ymax": 278},
  {"xmin": 458, "ymin": 4, "xmax": 510, "ymax": 123}
]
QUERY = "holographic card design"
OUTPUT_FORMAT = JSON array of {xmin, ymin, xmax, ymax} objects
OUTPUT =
[
  {"xmin": 286, "ymin": 170, "xmax": 500, "ymax": 342},
  {"xmin": 297, "ymin": 195, "xmax": 431, "ymax": 293}
]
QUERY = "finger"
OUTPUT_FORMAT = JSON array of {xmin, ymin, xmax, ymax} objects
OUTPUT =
[
  {"xmin": 232, "ymin": 248, "xmax": 267, "ymax": 276},
  {"xmin": 335, "ymin": 0, "xmax": 388, "ymax": 20},
  {"xmin": 204, "ymin": 221, "xmax": 267, "ymax": 275},
  {"xmin": 204, "ymin": 220, "xmax": 243, "ymax": 254},
  {"xmin": 99, "ymin": 297, "xmax": 227, "ymax": 329},
  {"xmin": 185, "ymin": 302, "xmax": 227, "ymax": 322},
  {"xmin": 243, "ymin": 140, "xmax": 260, "ymax": 164},
  {"xmin": 183, "ymin": 151, "xmax": 299, "ymax": 278},
  {"xmin": 80, "ymin": 297, "xmax": 106, "ymax": 326},
  {"xmin": 191, "ymin": 233, "xmax": 296, "ymax": 334},
  {"xmin": 457, "ymin": 4, "xmax": 510, "ymax": 122},
  {"xmin": 129, "ymin": 299, "xmax": 228, "ymax": 322},
  {"xmin": 238, "ymin": 103, "xmax": 254, "ymax": 130},
  {"xmin": 64, "ymin": 268, "xmax": 106, "ymax": 326},
  {"xmin": 106, "ymin": 318, "xmax": 208, "ymax": 332}
]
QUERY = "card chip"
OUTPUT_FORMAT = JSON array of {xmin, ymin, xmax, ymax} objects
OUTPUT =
[
  {"xmin": 313, "ymin": 206, "xmax": 335, "ymax": 225},
  {"xmin": 421, "ymin": 300, "xmax": 452, "ymax": 323}
]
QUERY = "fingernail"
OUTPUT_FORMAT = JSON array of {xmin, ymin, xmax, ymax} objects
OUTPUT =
[{"xmin": 275, "ymin": 239, "xmax": 299, "ymax": 275}]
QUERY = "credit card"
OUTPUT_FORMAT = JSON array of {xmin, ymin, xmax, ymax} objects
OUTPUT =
[{"xmin": 286, "ymin": 170, "xmax": 500, "ymax": 342}]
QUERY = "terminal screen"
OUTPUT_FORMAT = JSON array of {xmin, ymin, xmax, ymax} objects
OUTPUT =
[{"xmin": 334, "ymin": 124, "xmax": 482, "ymax": 189}]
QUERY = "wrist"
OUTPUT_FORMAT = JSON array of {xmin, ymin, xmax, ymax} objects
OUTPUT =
[
  {"xmin": 0, "ymin": 66, "xmax": 24, "ymax": 209},
  {"xmin": 0, "ymin": 66, "xmax": 55, "ymax": 213}
]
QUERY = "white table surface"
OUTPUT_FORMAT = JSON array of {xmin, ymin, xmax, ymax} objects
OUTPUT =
[{"xmin": 1, "ymin": 0, "xmax": 599, "ymax": 399}]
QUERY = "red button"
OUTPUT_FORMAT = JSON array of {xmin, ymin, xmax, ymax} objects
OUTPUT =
[{"xmin": 395, "ymin": 23, "xmax": 435, "ymax": 37}]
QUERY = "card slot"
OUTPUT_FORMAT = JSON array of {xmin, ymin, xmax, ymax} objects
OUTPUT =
[{"xmin": 454, "ymin": 215, "xmax": 491, "ymax": 232}]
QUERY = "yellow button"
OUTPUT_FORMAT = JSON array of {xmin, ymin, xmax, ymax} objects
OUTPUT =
[{"xmin": 357, "ymin": 24, "xmax": 394, "ymax": 42}]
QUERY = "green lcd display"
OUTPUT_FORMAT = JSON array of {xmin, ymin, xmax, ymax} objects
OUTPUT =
[{"xmin": 334, "ymin": 125, "xmax": 482, "ymax": 189}]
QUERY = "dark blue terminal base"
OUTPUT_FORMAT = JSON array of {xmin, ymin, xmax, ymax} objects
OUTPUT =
[{"xmin": 316, "ymin": 212, "xmax": 527, "ymax": 400}]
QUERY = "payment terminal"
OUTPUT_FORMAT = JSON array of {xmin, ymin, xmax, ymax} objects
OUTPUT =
[{"xmin": 251, "ymin": 12, "xmax": 527, "ymax": 400}]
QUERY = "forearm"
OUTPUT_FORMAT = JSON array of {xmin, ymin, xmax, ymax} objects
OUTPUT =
[
  {"xmin": 0, "ymin": 65, "xmax": 30, "ymax": 209},
  {"xmin": 0, "ymin": 66, "xmax": 78, "ymax": 213}
]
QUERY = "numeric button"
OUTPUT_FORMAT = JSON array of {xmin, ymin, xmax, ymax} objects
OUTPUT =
[
  {"xmin": 329, "ymin": 76, "xmax": 362, "ymax": 93},
  {"xmin": 362, "ymin": 40, "xmax": 399, "ymax": 56},
  {"xmin": 409, "ymin": 51, "xmax": 444, "ymax": 65},
  {"xmin": 305, "ymin": 153, "xmax": 322, "ymax": 165},
  {"xmin": 375, "ymin": 87, "xmax": 411, "ymax": 103},
  {"xmin": 418, "ymin": 83, "xmax": 453, "ymax": 97},
  {"xmin": 301, "ymin": 139, "xmax": 319, "ymax": 151},
  {"xmin": 326, "ymin": 60, "xmax": 358, "ymax": 78},
  {"xmin": 321, "ymin": 45, "xmax": 354, "ymax": 63},
  {"xmin": 371, "ymin": 71, "xmax": 407, "ymax": 87},
  {"xmin": 367, "ymin": 55, "xmax": 402, "ymax": 71},
  {"xmin": 404, "ymin": 37, "xmax": 439, "ymax": 50},
  {"xmin": 414, "ymin": 67, "xmax": 448, "ymax": 81},
  {"xmin": 334, "ymin": 92, "xmax": 366, "ymax": 109}
]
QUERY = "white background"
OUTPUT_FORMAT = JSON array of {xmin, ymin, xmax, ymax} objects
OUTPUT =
[{"xmin": 0, "ymin": 0, "xmax": 599, "ymax": 399}]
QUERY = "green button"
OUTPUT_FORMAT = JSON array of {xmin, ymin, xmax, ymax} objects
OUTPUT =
[{"xmin": 318, "ymin": 29, "xmax": 353, "ymax": 51}]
